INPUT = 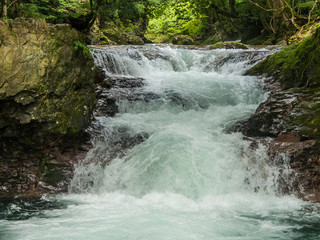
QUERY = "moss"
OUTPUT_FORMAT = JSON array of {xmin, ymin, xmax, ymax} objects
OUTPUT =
[
  {"xmin": 294, "ymin": 112, "xmax": 320, "ymax": 142},
  {"xmin": 246, "ymin": 27, "xmax": 320, "ymax": 146},
  {"xmin": 248, "ymin": 27, "xmax": 320, "ymax": 89},
  {"xmin": 263, "ymin": 40, "xmax": 273, "ymax": 45},
  {"xmin": 0, "ymin": 20, "xmax": 96, "ymax": 137},
  {"xmin": 145, "ymin": 34, "xmax": 171, "ymax": 43},
  {"xmin": 209, "ymin": 41, "xmax": 248, "ymax": 50},
  {"xmin": 284, "ymin": 87, "xmax": 320, "ymax": 144},
  {"xmin": 172, "ymin": 35, "xmax": 194, "ymax": 45}
]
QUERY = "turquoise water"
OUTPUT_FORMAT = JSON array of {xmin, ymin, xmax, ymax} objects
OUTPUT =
[{"xmin": 1, "ymin": 46, "xmax": 320, "ymax": 240}]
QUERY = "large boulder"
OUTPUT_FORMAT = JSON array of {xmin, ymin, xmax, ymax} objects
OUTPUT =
[
  {"xmin": 209, "ymin": 41, "xmax": 248, "ymax": 50},
  {"xmin": 172, "ymin": 35, "xmax": 194, "ymax": 45},
  {"xmin": 238, "ymin": 27, "xmax": 320, "ymax": 202},
  {"xmin": 0, "ymin": 19, "xmax": 96, "ymax": 197},
  {"xmin": 0, "ymin": 20, "xmax": 96, "ymax": 135},
  {"xmin": 247, "ymin": 27, "xmax": 320, "ymax": 89}
]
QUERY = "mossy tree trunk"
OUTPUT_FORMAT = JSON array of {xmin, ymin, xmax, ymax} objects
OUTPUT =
[
  {"xmin": 272, "ymin": 0, "xmax": 282, "ymax": 31},
  {"xmin": 272, "ymin": 0, "xmax": 288, "ymax": 36}
]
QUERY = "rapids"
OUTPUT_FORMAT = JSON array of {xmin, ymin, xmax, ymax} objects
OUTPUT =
[{"xmin": 1, "ymin": 45, "xmax": 320, "ymax": 240}]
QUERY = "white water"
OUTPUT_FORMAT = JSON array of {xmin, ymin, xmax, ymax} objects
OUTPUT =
[{"xmin": 1, "ymin": 45, "xmax": 320, "ymax": 240}]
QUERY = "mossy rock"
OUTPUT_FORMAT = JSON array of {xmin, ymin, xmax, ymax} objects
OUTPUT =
[
  {"xmin": 209, "ymin": 41, "xmax": 248, "ymax": 50},
  {"xmin": 0, "ymin": 19, "xmax": 98, "ymax": 198},
  {"xmin": 172, "ymin": 35, "xmax": 194, "ymax": 45},
  {"xmin": 0, "ymin": 19, "xmax": 96, "ymax": 137},
  {"xmin": 288, "ymin": 88, "xmax": 320, "ymax": 143},
  {"xmin": 246, "ymin": 26, "xmax": 320, "ymax": 146},
  {"xmin": 102, "ymin": 31, "xmax": 144, "ymax": 45},
  {"xmin": 247, "ymin": 27, "xmax": 320, "ymax": 89},
  {"xmin": 145, "ymin": 34, "xmax": 171, "ymax": 43}
]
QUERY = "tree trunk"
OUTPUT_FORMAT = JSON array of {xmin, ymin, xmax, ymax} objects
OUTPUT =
[
  {"xmin": 272, "ymin": 0, "xmax": 283, "ymax": 35},
  {"xmin": 2, "ymin": 0, "xmax": 8, "ymax": 18},
  {"xmin": 206, "ymin": 8, "xmax": 217, "ymax": 35}
]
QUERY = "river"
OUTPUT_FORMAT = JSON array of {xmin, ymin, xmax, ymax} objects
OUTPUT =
[{"xmin": 1, "ymin": 45, "xmax": 320, "ymax": 240}]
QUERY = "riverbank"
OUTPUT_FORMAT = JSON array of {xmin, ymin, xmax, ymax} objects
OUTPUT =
[
  {"xmin": 2, "ymin": 43, "xmax": 320, "ymax": 240},
  {"xmin": 1, "ymin": 18, "xmax": 320, "ymax": 203},
  {"xmin": 0, "ymin": 19, "xmax": 96, "ymax": 197},
  {"xmin": 238, "ymin": 26, "xmax": 320, "ymax": 202}
]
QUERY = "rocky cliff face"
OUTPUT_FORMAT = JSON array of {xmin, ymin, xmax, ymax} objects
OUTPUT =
[
  {"xmin": 0, "ymin": 19, "xmax": 96, "ymax": 197},
  {"xmin": 238, "ymin": 27, "xmax": 320, "ymax": 202}
]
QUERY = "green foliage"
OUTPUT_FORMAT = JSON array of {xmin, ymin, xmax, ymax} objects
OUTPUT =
[
  {"xmin": 147, "ymin": 0, "xmax": 206, "ymax": 40},
  {"xmin": 2, "ymin": 0, "xmax": 319, "ymax": 44},
  {"xmin": 2, "ymin": 0, "xmax": 91, "ymax": 24},
  {"xmin": 74, "ymin": 41, "xmax": 91, "ymax": 56},
  {"xmin": 297, "ymin": 1, "xmax": 317, "ymax": 9},
  {"xmin": 295, "ymin": 0, "xmax": 320, "ymax": 16}
]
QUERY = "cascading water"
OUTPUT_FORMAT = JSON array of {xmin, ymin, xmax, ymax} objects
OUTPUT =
[{"xmin": 1, "ymin": 45, "xmax": 320, "ymax": 240}]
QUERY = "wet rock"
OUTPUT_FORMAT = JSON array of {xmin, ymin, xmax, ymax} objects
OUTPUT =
[
  {"xmin": 0, "ymin": 20, "xmax": 96, "ymax": 198},
  {"xmin": 94, "ymin": 75, "xmax": 146, "ymax": 117},
  {"xmin": 209, "ymin": 51, "xmax": 273, "ymax": 73},
  {"xmin": 165, "ymin": 91, "xmax": 209, "ymax": 110},
  {"xmin": 0, "ymin": 131, "xmax": 92, "ymax": 198},
  {"xmin": 143, "ymin": 52, "xmax": 169, "ymax": 61},
  {"xmin": 237, "ymin": 29, "xmax": 320, "ymax": 201},
  {"xmin": 235, "ymin": 90, "xmax": 299, "ymax": 137},
  {"xmin": 172, "ymin": 35, "xmax": 194, "ymax": 45},
  {"xmin": 79, "ymin": 121, "xmax": 150, "ymax": 169},
  {"xmin": 95, "ymin": 97, "xmax": 118, "ymax": 117},
  {"xmin": 127, "ymin": 49, "xmax": 143, "ymax": 60},
  {"xmin": 0, "ymin": 20, "xmax": 96, "ymax": 135},
  {"xmin": 237, "ymin": 87, "xmax": 320, "ymax": 200},
  {"xmin": 111, "ymin": 76, "xmax": 144, "ymax": 88},
  {"xmin": 94, "ymin": 66, "xmax": 106, "ymax": 84},
  {"xmin": 209, "ymin": 41, "xmax": 248, "ymax": 50}
]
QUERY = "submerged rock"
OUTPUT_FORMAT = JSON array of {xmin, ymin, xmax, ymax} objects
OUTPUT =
[
  {"xmin": 94, "ymin": 75, "xmax": 146, "ymax": 117},
  {"xmin": 0, "ymin": 19, "xmax": 96, "ymax": 198}
]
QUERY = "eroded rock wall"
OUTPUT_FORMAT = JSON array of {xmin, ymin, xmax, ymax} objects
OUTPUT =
[
  {"xmin": 0, "ymin": 19, "xmax": 96, "ymax": 197},
  {"xmin": 239, "ymin": 27, "xmax": 320, "ymax": 202}
]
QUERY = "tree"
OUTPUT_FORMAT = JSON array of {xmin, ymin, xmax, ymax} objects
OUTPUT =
[
  {"xmin": 247, "ymin": 0, "xmax": 319, "ymax": 36},
  {"xmin": 2, "ymin": 0, "xmax": 7, "ymax": 19}
]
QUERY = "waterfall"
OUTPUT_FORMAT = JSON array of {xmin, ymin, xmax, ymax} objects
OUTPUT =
[
  {"xmin": 71, "ymin": 45, "xmax": 275, "ymax": 196},
  {"xmin": 2, "ymin": 45, "xmax": 320, "ymax": 240}
]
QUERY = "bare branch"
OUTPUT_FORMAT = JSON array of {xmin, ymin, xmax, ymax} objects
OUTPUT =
[
  {"xmin": 247, "ymin": 0, "xmax": 285, "ymax": 12},
  {"xmin": 7, "ymin": 0, "xmax": 18, "ymax": 10},
  {"xmin": 280, "ymin": 0, "xmax": 301, "ymax": 29}
]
